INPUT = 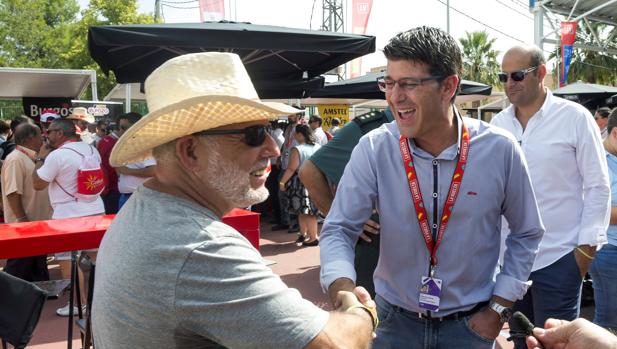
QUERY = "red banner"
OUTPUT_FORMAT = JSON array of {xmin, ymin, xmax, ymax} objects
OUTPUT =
[
  {"xmin": 560, "ymin": 21, "xmax": 577, "ymax": 45},
  {"xmin": 560, "ymin": 21, "xmax": 577, "ymax": 87},
  {"xmin": 199, "ymin": 0, "xmax": 225, "ymax": 22},
  {"xmin": 350, "ymin": 0, "xmax": 373, "ymax": 78}
]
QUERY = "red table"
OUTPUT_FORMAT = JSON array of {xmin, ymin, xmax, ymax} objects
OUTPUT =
[
  {"xmin": 0, "ymin": 209, "xmax": 260, "ymax": 259},
  {"xmin": 0, "ymin": 209, "xmax": 260, "ymax": 349}
]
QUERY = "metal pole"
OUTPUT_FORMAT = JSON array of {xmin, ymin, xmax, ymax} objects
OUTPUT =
[
  {"xmin": 125, "ymin": 83, "xmax": 132, "ymax": 113},
  {"xmin": 90, "ymin": 71, "xmax": 98, "ymax": 101},
  {"xmin": 446, "ymin": 0, "xmax": 450, "ymax": 34}
]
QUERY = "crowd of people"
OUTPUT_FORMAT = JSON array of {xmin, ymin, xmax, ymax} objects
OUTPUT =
[
  {"xmin": 1, "ymin": 24, "xmax": 617, "ymax": 349},
  {"xmin": 0, "ymin": 107, "xmax": 155, "ymax": 317}
]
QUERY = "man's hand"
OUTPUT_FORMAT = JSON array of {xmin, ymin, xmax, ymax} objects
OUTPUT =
[
  {"xmin": 526, "ymin": 318, "xmax": 617, "ymax": 349},
  {"xmin": 328, "ymin": 277, "xmax": 355, "ymax": 308},
  {"xmin": 336, "ymin": 286, "xmax": 375, "ymax": 311},
  {"xmin": 573, "ymin": 245, "xmax": 595, "ymax": 278},
  {"xmin": 37, "ymin": 142, "xmax": 52, "ymax": 158},
  {"xmin": 467, "ymin": 308, "xmax": 502, "ymax": 341},
  {"xmin": 359, "ymin": 210, "xmax": 380, "ymax": 243}
]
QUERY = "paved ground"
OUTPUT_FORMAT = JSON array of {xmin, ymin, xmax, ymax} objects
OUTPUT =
[{"xmin": 7, "ymin": 217, "xmax": 595, "ymax": 348}]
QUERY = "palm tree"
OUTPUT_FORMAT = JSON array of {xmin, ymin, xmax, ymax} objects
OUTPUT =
[
  {"xmin": 548, "ymin": 22, "xmax": 617, "ymax": 85},
  {"xmin": 459, "ymin": 31, "xmax": 501, "ymax": 87}
]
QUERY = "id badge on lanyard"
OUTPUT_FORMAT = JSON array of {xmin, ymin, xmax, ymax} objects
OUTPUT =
[{"xmin": 399, "ymin": 123, "xmax": 470, "ymax": 312}]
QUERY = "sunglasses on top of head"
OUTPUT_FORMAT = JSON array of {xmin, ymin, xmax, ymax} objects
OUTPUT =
[
  {"xmin": 498, "ymin": 66, "xmax": 538, "ymax": 83},
  {"xmin": 195, "ymin": 124, "xmax": 272, "ymax": 147}
]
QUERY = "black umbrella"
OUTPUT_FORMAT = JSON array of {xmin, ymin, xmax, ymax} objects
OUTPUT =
[
  {"xmin": 88, "ymin": 21, "xmax": 376, "ymax": 99},
  {"xmin": 310, "ymin": 71, "xmax": 493, "ymax": 99},
  {"xmin": 553, "ymin": 82, "xmax": 617, "ymax": 109}
]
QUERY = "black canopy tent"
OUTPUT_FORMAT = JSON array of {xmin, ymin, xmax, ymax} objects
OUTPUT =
[
  {"xmin": 310, "ymin": 71, "xmax": 493, "ymax": 99},
  {"xmin": 88, "ymin": 22, "xmax": 376, "ymax": 99},
  {"xmin": 553, "ymin": 82, "xmax": 617, "ymax": 109}
]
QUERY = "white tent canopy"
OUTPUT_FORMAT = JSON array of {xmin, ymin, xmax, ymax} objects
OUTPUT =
[
  {"xmin": 104, "ymin": 83, "xmax": 145, "ymax": 102},
  {"xmin": 0, "ymin": 67, "xmax": 97, "ymax": 100}
]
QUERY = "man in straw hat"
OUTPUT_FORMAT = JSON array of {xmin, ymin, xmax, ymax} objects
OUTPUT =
[
  {"xmin": 67, "ymin": 106, "xmax": 96, "ymax": 145},
  {"xmin": 92, "ymin": 52, "xmax": 376, "ymax": 349}
]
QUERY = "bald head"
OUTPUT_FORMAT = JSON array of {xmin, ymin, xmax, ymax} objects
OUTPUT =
[
  {"xmin": 503, "ymin": 45, "xmax": 545, "ymax": 68},
  {"xmin": 501, "ymin": 45, "xmax": 547, "ymax": 109},
  {"xmin": 14, "ymin": 123, "xmax": 42, "ymax": 152}
]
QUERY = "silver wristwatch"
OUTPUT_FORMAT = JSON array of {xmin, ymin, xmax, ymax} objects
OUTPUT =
[{"xmin": 489, "ymin": 300, "xmax": 513, "ymax": 323}]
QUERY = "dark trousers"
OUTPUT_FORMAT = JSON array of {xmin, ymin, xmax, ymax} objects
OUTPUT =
[
  {"xmin": 354, "ymin": 234, "xmax": 379, "ymax": 298},
  {"xmin": 264, "ymin": 165, "xmax": 282, "ymax": 222},
  {"xmin": 4, "ymin": 256, "xmax": 49, "ymax": 282},
  {"xmin": 512, "ymin": 250, "xmax": 582, "ymax": 349},
  {"xmin": 102, "ymin": 190, "xmax": 120, "ymax": 214},
  {"xmin": 354, "ymin": 212, "xmax": 380, "ymax": 297}
]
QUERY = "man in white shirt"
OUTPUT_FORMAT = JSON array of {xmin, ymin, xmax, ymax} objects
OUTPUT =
[
  {"xmin": 309, "ymin": 114, "xmax": 329, "ymax": 145},
  {"xmin": 491, "ymin": 45, "xmax": 610, "ymax": 337},
  {"xmin": 113, "ymin": 113, "xmax": 156, "ymax": 209},
  {"xmin": 32, "ymin": 118, "xmax": 105, "ymax": 316}
]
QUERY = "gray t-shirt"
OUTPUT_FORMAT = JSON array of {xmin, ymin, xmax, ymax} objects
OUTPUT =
[{"xmin": 93, "ymin": 186, "xmax": 328, "ymax": 349}]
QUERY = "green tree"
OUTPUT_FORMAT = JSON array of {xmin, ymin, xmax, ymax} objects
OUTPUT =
[
  {"xmin": 63, "ymin": 0, "xmax": 157, "ymax": 99},
  {"xmin": 0, "ymin": 0, "xmax": 80, "ymax": 68},
  {"xmin": 549, "ymin": 23, "xmax": 617, "ymax": 85},
  {"xmin": 0, "ymin": 0, "xmax": 157, "ymax": 99},
  {"xmin": 459, "ymin": 31, "xmax": 501, "ymax": 87}
]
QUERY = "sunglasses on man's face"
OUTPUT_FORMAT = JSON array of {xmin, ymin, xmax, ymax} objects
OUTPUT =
[
  {"xmin": 196, "ymin": 124, "xmax": 272, "ymax": 147},
  {"xmin": 498, "ymin": 66, "xmax": 538, "ymax": 83}
]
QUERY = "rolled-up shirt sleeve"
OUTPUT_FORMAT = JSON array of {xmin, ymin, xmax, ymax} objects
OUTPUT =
[
  {"xmin": 496, "ymin": 138, "xmax": 545, "ymax": 301},
  {"xmin": 319, "ymin": 136, "xmax": 378, "ymax": 292},
  {"xmin": 575, "ymin": 112, "xmax": 610, "ymax": 247}
]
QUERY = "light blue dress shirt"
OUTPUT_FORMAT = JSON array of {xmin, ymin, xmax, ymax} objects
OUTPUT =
[
  {"xmin": 606, "ymin": 151, "xmax": 617, "ymax": 246},
  {"xmin": 320, "ymin": 114, "xmax": 545, "ymax": 316}
]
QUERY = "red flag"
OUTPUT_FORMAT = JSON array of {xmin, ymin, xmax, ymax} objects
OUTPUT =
[
  {"xmin": 560, "ymin": 21, "xmax": 577, "ymax": 87},
  {"xmin": 199, "ymin": 0, "xmax": 225, "ymax": 22},
  {"xmin": 350, "ymin": 0, "xmax": 373, "ymax": 78}
]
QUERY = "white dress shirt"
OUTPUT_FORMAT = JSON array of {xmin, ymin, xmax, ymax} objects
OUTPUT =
[
  {"xmin": 491, "ymin": 89, "xmax": 610, "ymax": 271},
  {"xmin": 313, "ymin": 127, "xmax": 328, "ymax": 146}
]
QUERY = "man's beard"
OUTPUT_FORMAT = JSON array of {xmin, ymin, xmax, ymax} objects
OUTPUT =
[{"xmin": 203, "ymin": 141, "xmax": 269, "ymax": 209}]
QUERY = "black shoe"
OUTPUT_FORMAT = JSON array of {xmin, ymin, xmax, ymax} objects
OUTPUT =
[
  {"xmin": 271, "ymin": 224, "xmax": 289, "ymax": 231},
  {"xmin": 294, "ymin": 234, "xmax": 308, "ymax": 244},
  {"xmin": 302, "ymin": 239, "xmax": 319, "ymax": 247}
]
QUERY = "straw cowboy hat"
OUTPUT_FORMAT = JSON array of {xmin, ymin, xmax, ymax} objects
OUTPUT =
[
  {"xmin": 110, "ymin": 52, "xmax": 301, "ymax": 166},
  {"xmin": 67, "ymin": 107, "xmax": 95, "ymax": 124}
]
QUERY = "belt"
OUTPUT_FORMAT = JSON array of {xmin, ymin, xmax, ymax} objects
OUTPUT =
[{"xmin": 411, "ymin": 301, "xmax": 489, "ymax": 322}]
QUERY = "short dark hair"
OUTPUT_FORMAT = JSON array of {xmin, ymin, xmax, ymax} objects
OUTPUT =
[
  {"xmin": 0, "ymin": 120, "xmax": 10, "ymax": 134},
  {"xmin": 51, "ymin": 118, "xmax": 77, "ymax": 137},
  {"xmin": 14, "ymin": 123, "xmax": 40, "ymax": 145},
  {"xmin": 295, "ymin": 124, "xmax": 316, "ymax": 145},
  {"xmin": 10, "ymin": 116, "xmax": 33, "ymax": 132},
  {"xmin": 117, "ymin": 112, "xmax": 142, "ymax": 125},
  {"xmin": 597, "ymin": 107, "xmax": 611, "ymax": 119},
  {"xmin": 309, "ymin": 114, "xmax": 322, "ymax": 127},
  {"xmin": 331, "ymin": 118, "xmax": 340, "ymax": 126},
  {"xmin": 383, "ymin": 26, "xmax": 462, "ymax": 102},
  {"xmin": 607, "ymin": 108, "xmax": 617, "ymax": 134}
]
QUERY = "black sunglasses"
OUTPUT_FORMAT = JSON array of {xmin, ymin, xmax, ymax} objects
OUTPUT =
[
  {"xmin": 498, "ymin": 66, "xmax": 538, "ymax": 83},
  {"xmin": 196, "ymin": 124, "xmax": 272, "ymax": 147}
]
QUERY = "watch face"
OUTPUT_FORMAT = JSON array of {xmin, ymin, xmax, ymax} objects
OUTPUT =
[{"xmin": 501, "ymin": 308, "xmax": 514, "ymax": 322}]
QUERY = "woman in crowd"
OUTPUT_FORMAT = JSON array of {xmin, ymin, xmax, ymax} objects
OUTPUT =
[
  {"xmin": 279, "ymin": 124, "xmax": 321, "ymax": 246},
  {"xmin": 590, "ymin": 107, "xmax": 617, "ymax": 331}
]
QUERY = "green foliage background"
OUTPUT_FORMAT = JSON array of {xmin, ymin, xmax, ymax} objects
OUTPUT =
[{"xmin": 0, "ymin": 0, "xmax": 157, "ymax": 118}]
